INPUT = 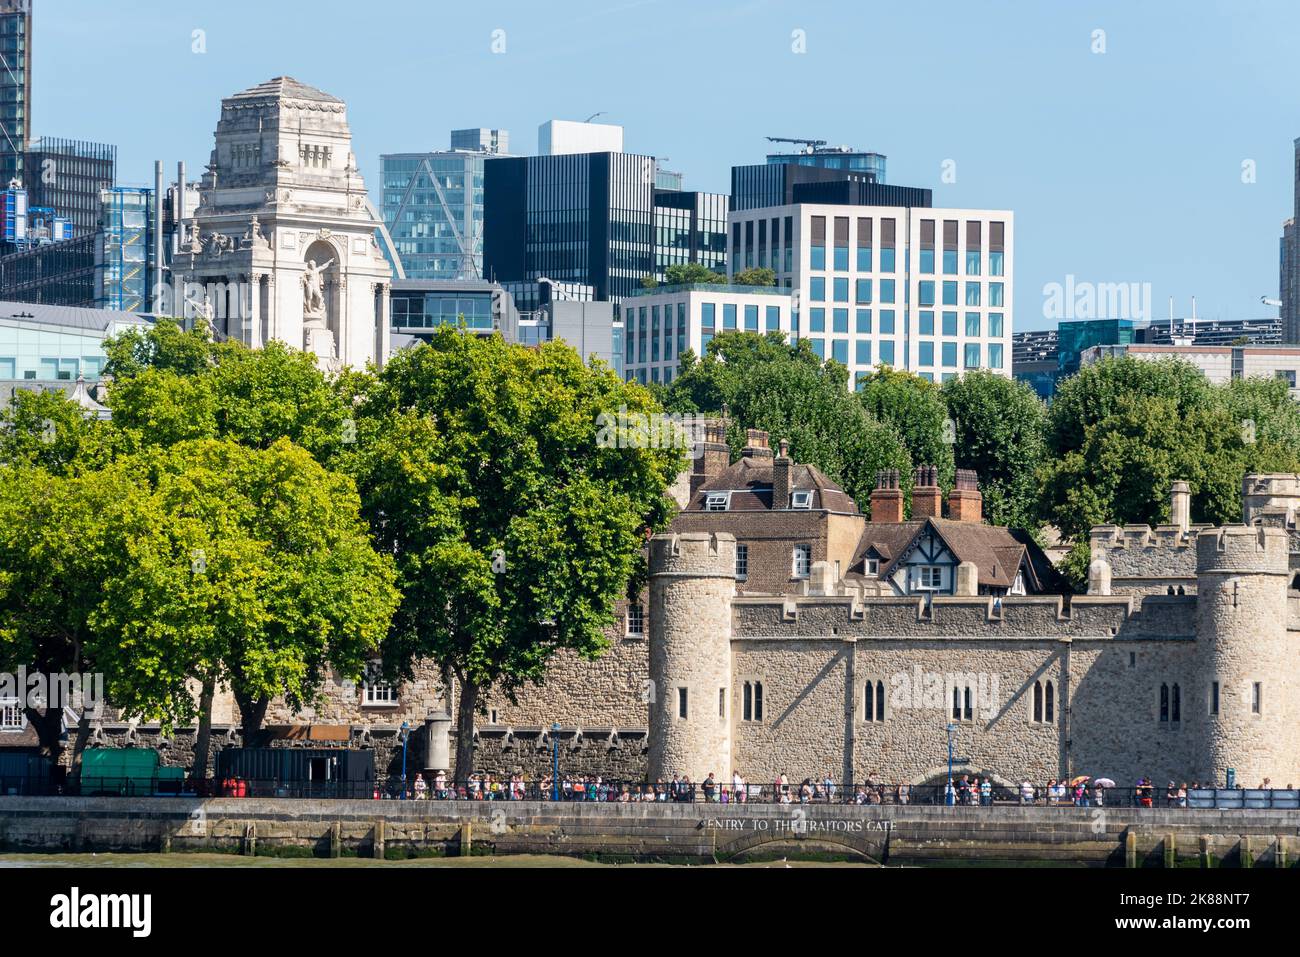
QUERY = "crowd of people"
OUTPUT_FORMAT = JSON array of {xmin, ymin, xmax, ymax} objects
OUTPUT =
[{"xmin": 393, "ymin": 770, "xmax": 1297, "ymax": 805}]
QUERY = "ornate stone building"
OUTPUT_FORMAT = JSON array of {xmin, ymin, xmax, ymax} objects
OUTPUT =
[{"xmin": 170, "ymin": 77, "xmax": 392, "ymax": 372}]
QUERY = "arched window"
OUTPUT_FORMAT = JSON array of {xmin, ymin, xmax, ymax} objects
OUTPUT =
[
  {"xmin": 1045, "ymin": 680, "xmax": 1055, "ymax": 724},
  {"xmin": 1171, "ymin": 683, "xmax": 1181, "ymax": 722},
  {"xmin": 864, "ymin": 679, "xmax": 885, "ymax": 722}
]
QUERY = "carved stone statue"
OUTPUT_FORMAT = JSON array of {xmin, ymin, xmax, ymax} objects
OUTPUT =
[
  {"xmin": 188, "ymin": 222, "xmax": 203, "ymax": 253},
  {"xmin": 302, "ymin": 257, "xmax": 334, "ymax": 317}
]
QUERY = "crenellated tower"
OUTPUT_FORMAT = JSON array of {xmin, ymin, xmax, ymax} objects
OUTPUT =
[
  {"xmin": 647, "ymin": 532, "xmax": 735, "ymax": 783},
  {"xmin": 1195, "ymin": 525, "xmax": 1297, "ymax": 786}
]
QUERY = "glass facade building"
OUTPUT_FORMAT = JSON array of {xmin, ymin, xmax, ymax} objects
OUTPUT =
[
  {"xmin": 0, "ymin": 232, "xmax": 95, "ymax": 305},
  {"xmin": 766, "ymin": 148, "xmax": 886, "ymax": 183},
  {"xmin": 382, "ymin": 134, "xmax": 507, "ymax": 281},
  {"xmin": 0, "ymin": 300, "xmax": 150, "ymax": 384},
  {"xmin": 25, "ymin": 137, "xmax": 116, "ymax": 238},
  {"xmin": 653, "ymin": 189, "xmax": 728, "ymax": 281},
  {"xmin": 0, "ymin": 1, "xmax": 30, "ymax": 189},
  {"xmin": 96, "ymin": 186, "xmax": 153, "ymax": 312}
]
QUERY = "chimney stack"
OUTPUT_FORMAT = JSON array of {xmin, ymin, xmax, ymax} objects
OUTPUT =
[
  {"xmin": 870, "ymin": 469, "xmax": 904, "ymax": 523},
  {"xmin": 741, "ymin": 428, "xmax": 773, "ymax": 459},
  {"xmin": 690, "ymin": 421, "xmax": 732, "ymax": 496},
  {"xmin": 1170, "ymin": 480, "xmax": 1190, "ymax": 533},
  {"xmin": 948, "ymin": 469, "xmax": 983, "ymax": 523},
  {"xmin": 773, "ymin": 438, "xmax": 791, "ymax": 509},
  {"xmin": 911, "ymin": 464, "xmax": 942, "ymax": 520}
]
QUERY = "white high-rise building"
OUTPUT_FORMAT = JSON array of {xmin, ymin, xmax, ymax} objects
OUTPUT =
[
  {"xmin": 538, "ymin": 119, "xmax": 624, "ymax": 156},
  {"xmin": 727, "ymin": 204, "xmax": 1013, "ymax": 386}
]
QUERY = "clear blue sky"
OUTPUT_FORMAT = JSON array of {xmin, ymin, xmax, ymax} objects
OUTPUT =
[{"xmin": 36, "ymin": 0, "xmax": 1300, "ymax": 330}]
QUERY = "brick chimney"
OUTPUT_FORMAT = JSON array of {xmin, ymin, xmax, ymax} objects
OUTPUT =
[
  {"xmin": 911, "ymin": 464, "xmax": 942, "ymax": 520},
  {"xmin": 772, "ymin": 438, "xmax": 791, "ymax": 509},
  {"xmin": 948, "ymin": 469, "xmax": 983, "ymax": 523},
  {"xmin": 741, "ymin": 428, "xmax": 773, "ymax": 460},
  {"xmin": 690, "ymin": 421, "xmax": 732, "ymax": 496},
  {"xmin": 870, "ymin": 469, "xmax": 904, "ymax": 523}
]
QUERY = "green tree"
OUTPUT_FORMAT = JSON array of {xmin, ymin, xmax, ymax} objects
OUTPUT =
[
  {"xmin": 857, "ymin": 367, "xmax": 954, "ymax": 489},
  {"xmin": 662, "ymin": 331, "xmax": 911, "ymax": 509},
  {"xmin": 340, "ymin": 328, "xmax": 683, "ymax": 777},
  {"xmin": 0, "ymin": 388, "xmax": 112, "ymax": 475},
  {"xmin": 730, "ymin": 267, "xmax": 777, "ymax": 287},
  {"xmin": 941, "ymin": 370, "xmax": 1047, "ymax": 529},
  {"xmin": 663, "ymin": 262, "xmax": 726, "ymax": 285}
]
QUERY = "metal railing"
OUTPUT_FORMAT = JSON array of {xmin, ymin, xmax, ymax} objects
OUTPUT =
[{"xmin": 6, "ymin": 776, "xmax": 1300, "ymax": 810}]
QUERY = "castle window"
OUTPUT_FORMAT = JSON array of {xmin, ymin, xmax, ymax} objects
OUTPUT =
[
  {"xmin": 792, "ymin": 544, "xmax": 811, "ymax": 578},
  {"xmin": 677, "ymin": 687, "xmax": 689, "ymax": 719},
  {"xmin": 1252, "ymin": 682, "xmax": 1262, "ymax": 714},
  {"xmin": 1210, "ymin": 681, "xmax": 1220, "ymax": 715},
  {"xmin": 865, "ymin": 558, "xmax": 879, "ymax": 577},
  {"xmin": 742, "ymin": 681, "xmax": 764, "ymax": 722},
  {"xmin": 0, "ymin": 697, "xmax": 23, "ymax": 732},
  {"xmin": 1129, "ymin": 652, "xmax": 1136, "ymax": 668},
  {"xmin": 790, "ymin": 490, "xmax": 813, "ymax": 509},
  {"xmin": 705, "ymin": 492, "xmax": 730, "ymax": 511},
  {"xmin": 626, "ymin": 604, "xmax": 645, "ymax": 636},
  {"xmin": 735, "ymin": 543, "xmax": 749, "ymax": 580},
  {"xmin": 1032, "ymin": 679, "xmax": 1055, "ymax": 724},
  {"xmin": 362, "ymin": 680, "xmax": 398, "ymax": 707},
  {"xmin": 952, "ymin": 685, "xmax": 973, "ymax": 721},
  {"xmin": 864, "ymin": 679, "xmax": 885, "ymax": 722},
  {"xmin": 719, "ymin": 688, "xmax": 727, "ymax": 719},
  {"xmin": 918, "ymin": 565, "xmax": 943, "ymax": 591},
  {"xmin": 1159, "ymin": 682, "xmax": 1181, "ymax": 722}
]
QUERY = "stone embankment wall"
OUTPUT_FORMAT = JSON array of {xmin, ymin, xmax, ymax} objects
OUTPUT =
[{"xmin": 1, "ymin": 798, "xmax": 1296, "ymax": 867}]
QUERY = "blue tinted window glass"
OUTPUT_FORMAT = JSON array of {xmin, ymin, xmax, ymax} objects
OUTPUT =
[
  {"xmin": 766, "ymin": 305, "xmax": 780, "ymax": 331},
  {"xmin": 919, "ymin": 341, "xmax": 934, "ymax": 366},
  {"xmin": 990, "ymin": 251, "xmax": 1004, "ymax": 276},
  {"xmin": 856, "ymin": 279, "xmax": 872, "ymax": 303},
  {"xmin": 834, "ymin": 277, "xmax": 849, "ymax": 302},
  {"xmin": 810, "ymin": 308, "xmax": 826, "ymax": 333},
  {"xmin": 942, "ymin": 341, "xmax": 957, "ymax": 367},
  {"xmin": 745, "ymin": 304, "xmax": 759, "ymax": 331},
  {"xmin": 880, "ymin": 341, "xmax": 895, "ymax": 366},
  {"xmin": 856, "ymin": 340, "xmax": 872, "ymax": 364},
  {"xmin": 880, "ymin": 247, "xmax": 896, "ymax": 272},
  {"xmin": 810, "ymin": 277, "xmax": 826, "ymax": 302},
  {"xmin": 833, "ymin": 308, "xmax": 848, "ymax": 333},
  {"xmin": 990, "ymin": 282, "xmax": 1004, "ymax": 306},
  {"xmin": 965, "ymin": 312, "xmax": 980, "ymax": 337},
  {"xmin": 833, "ymin": 247, "xmax": 849, "ymax": 270},
  {"xmin": 855, "ymin": 309, "xmax": 872, "ymax": 333},
  {"xmin": 942, "ymin": 281, "xmax": 958, "ymax": 305},
  {"xmin": 811, "ymin": 338, "xmax": 825, "ymax": 359},
  {"xmin": 942, "ymin": 311, "xmax": 958, "ymax": 336},
  {"xmin": 966, "ymin": 250, "xmax": 981, "ymax": 275},
  {"xmin": 702, "ymin": 302, "xmax": 715, "ymax": 328},
  {"xmin": 965, "ymin": 343, "xmax": 980, "ymax": 368},
  {"xmin": 879, "ymin": 309, "xmax": 896, "ymax": 334},
  {"xmin": 723, "ymin": 303, "xmax": 737, "ymax": 329},
  {"xmin": 832, "ymin": 339, "xmax": 848, "ymax": 364},
  {"xmin": 919, "ymin": 310, "xmax": 935, "ymax": 335},
  {"xmin": 989, "ymin": 312, "xmax": 1004, "ymax": 338},
  {"xmin": 965, "ymin": 283, "xmax": 981, "ymax": 306},
  {"xmin": 919, "ymin": 281, "xmax": 935, "ymax": 307},
  {"xmin": 856, "ymin": 247, "xmax": 871, "ymax": 271},
  {"xmin": 811, "ymin": 246, "xmax": 826, "ymax": 270},
  {"xmin": 943, "ymin": 249, "xmax": 958, "ymax": 274},
  {"xmin": 920, "ymin": 248, "xmax": 935, "ymax": 274},
  {"xmin": 989, "ymin": 343, "xmax": 1004, "ymax": 368},
  {"xmin": 880, "ymin": 279, "xmax": 896, "ymax": 304}
]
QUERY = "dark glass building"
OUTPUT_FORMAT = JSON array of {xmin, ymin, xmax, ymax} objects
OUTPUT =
[
  {"xmin": 484, "ymin": 151, "xmax": 656, "ymax": 302},
  {"xmin": 731, "ymin": 163, "xmax": 927, "ymax": 212},
  {"xmin": 24, "ymin": 138, "xmax": 116, "ymax": 238},
  {"xmin": 652, "ymin": 188, "xmax": 727, "ymax": 280},
  {"xmin": 0, "ymin": 1, "xmax": 30, "ymax": 189},
  {"xmin": 765, "ymin": 147, "xmax": 886, "ymax": 183},
  {"xmin": 0, "ymin": 233, "xmax": 96, "ymax": 305}
]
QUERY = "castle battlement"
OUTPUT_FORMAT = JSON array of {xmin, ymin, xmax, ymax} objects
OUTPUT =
[
  {"xmin": 1089, "ymin": 524, "xmax": 1201, "ymax": 551},
  {"xmin": 648, "ymin": 531, "xmax": 736, "ymax": 578},
  {"xmin": 1195, "ymin": 524, "xmax": 1290, "ymax": 575}
]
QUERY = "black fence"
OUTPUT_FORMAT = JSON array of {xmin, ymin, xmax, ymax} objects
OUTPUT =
[{"xmin": 7, "ymin": 776, "xmax": 1300, "ymax": 810}]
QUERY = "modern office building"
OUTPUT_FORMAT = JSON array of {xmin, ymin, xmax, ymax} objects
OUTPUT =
[
  {"xmin": 95, "ymin": 186, "xmax": 153, "ymax": 312},
  {"xmin": 0, "ymin": 0, "xmax": 31, "ymax": 189},
  {"xmin": 24, "ymin": 137, "xmax": 116, "ymax": 237},
  {"xmin": 1011, "ymin": 328, "xmax": 1060, "ymax": 400},
  {"xmin": 485, "ymin": 151, "xmax": 730, "ymax": 302},
  {"xmin": 0, "ymin": 232, "xmax": 95, "ymax": 305},
  {"xmin": 726, "ymin": 204, "xmax": 1012, "ymax": 385},
  {"xmin": 538, "ymin": 119, "xmax": 623, "ymax": 155},
  {"xmin": 0, "ymin": 298, "xmax": 150, "ymax": 384},
  {"xmin": 390, "ymin": 277, "xmax": 619, "ymax": 372},
  {"xmin": 381, "ymin": 129, "xmax": 509, "ymax": 281},
  {"xmin": 731, "ymin": 163, "xmax": 927, "ymax": 212},
  {"xmin": 765, "ymin": 144, "xmax": 886, "ymax": 183},
  {"xmin": 1081, "ymin": 341, "xmax": 1300, "ymax": 399},
  {"xmin": 622, "ymin": 282, "xmax": 793, "ymax": 385},
  {"xmin": 653, "ymin": 188, "xmax": 728, "ymax": 281}
]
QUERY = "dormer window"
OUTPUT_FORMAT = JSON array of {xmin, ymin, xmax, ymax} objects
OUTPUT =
[
  {"xmin": 790, "ymin": 490, "xmax": 813, "ymax": 509},
  {"xmin": 704, "ymin": 492, "xmax": 731, "ymax": 511},
  {"xmin": 865, "ymin": 559, "xmax": 880, "ymax": 577},
  {"xmin": 1011, "ymin": 571, "xmax": 1026, "ymax": 595}
]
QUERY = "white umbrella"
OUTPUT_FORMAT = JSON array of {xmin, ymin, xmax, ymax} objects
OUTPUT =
[{"xmin": 1094, "ymin": 777, "xmax": 1116, "ymax": 788}]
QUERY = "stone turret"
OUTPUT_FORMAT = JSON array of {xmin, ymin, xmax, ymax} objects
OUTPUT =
[
  {"xmin": 1195, "ymin": 525, "xmax": 1296, "ymax": 786},
  {"xmin": 647, "ymin": 532, "xmax": 736, "ymax": 783}
]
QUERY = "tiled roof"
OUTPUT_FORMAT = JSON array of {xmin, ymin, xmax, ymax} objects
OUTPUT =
[
  {"xmin": 688, "ymin": 456, "xmax": 860, "ymax": 513},
  {"xmin": 853, "ymin": 517, "xmax": 1067, "ymax": 592}
]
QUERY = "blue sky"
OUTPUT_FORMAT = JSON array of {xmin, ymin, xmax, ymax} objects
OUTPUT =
[{"xmin": 37, "ymin": 0, "xmax": 1300, "ymax": 330}]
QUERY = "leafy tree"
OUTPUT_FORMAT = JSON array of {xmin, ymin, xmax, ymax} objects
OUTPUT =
[
  {"xmin": 639, "ymin": 275, "xmax": 658, "ymax": 290},
  {"xmin": 662, "ymin": 331, "xmax": 911, "ymax": 510},
  {"xmin": 857, "ymin": 368, "xmax": 954, "ymax": 490},
  {"xmin": 941, "ymin": 370, "xmax": 1047, "ymax": 530},
  {"xmin": 102, "ymin": 316, "xmax": 216, "ymax": 380},
  {"xmin": 340, "ymin": 328, "xmax": 683, "ymax": 777},
  {"xmin": 731, "ymin": 267, "xmax": 777, "ymax": 287},
  {"xmin": 663, "ymin": 262, "xmax": 726, "ymax": 285},
  {"xmin": 0, "ymin": 388, "xmax": 112, "ymax": 475}
]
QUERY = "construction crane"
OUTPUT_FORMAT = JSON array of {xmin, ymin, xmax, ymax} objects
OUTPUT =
[{"xmin": 766, "ymin": 136, "xmax": 827, "ymax": 154}]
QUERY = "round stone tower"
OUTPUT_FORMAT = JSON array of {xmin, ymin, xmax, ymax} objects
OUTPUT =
[
  {"xmin": 647, "ymin": 531, "xmax": 735, "ymax": 783},
  {"xmin": 1195, "ymin": 525, "xmax": 1296, "ymax": 786}
]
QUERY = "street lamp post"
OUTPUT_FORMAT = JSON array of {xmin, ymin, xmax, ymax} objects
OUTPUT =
[
  {"xmin": 551, "ymin": 723, "xmax": 561, "ymax": 801},
  {"xmin": 945, "ymin": 722, "xmax": 957, "ymax": 806},
  {"xmin": 399, "ymin": 721, "xmax": 410, "ymax": 800}
]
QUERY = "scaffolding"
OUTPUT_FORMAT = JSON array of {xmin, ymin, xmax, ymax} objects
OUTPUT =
[{"xmin": 98, "ymin": 186, "xmax": 151, "ymax": 312}]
